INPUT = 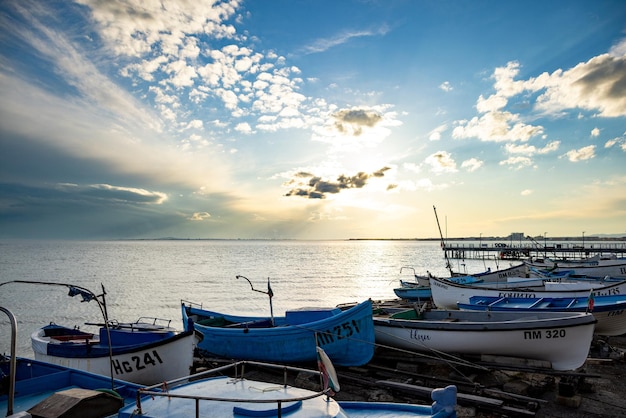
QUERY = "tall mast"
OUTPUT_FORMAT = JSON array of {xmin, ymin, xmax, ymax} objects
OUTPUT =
[{"xmin": 433, "ymin": 205, "xmax": 453, "ymax": 276}]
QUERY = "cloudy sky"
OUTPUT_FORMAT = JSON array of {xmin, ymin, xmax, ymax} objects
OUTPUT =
[{"xmin": 1, "ymin": 0, "xmax": 625, "ymax": 240}]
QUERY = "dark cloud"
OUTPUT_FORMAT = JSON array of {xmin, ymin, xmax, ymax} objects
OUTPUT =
[
  {"xmin": 333, "ymin": 108, "xmax": 383, "ymax": 136},
  {"xmin": 284, "ymin": 167, "xmax": 390, "ymax": 199},
  {"xmin": 0, "ymin": 182, "xmax": 168, "ymax": 238},
  {"xmin": 576, "ymin": 55, "xmax": 626, "ymax": 100}
]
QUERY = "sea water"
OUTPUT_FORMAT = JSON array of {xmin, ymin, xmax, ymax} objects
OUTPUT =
[{"xmin": 0, "ymin": 239, "xmax": 512, "ymax": 357}]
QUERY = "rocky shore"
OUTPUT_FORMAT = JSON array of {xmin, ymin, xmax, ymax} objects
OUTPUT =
[{"xmin": 194, "ymin": 334, "xmax": 626, "ymax": 417}]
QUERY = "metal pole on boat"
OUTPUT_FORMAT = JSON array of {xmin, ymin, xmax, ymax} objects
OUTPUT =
[
  {"xmin": 267, "ymin": 278, "xmax": 275, "ymax": 327},
  {"xmin": 235, "ymin": 275, "xmax": 275, "ymax": 326},
  {"xmin": 1, "ymin": 306, "xmax": 17, "ymax": 416}
]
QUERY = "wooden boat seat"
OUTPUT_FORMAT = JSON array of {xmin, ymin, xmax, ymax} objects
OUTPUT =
[{"xmin": 51, "ymin": 334, "xmax": 94, "ymax": 342}]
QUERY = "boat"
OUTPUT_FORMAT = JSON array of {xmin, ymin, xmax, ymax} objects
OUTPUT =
[
  {"xmin": 0, "ymin": 355, "xmax": 143, "ymax": 418},
  {"xmin": 2, "ymin": 306, "xmax": 457, "ymax": 418},
  {"xmin": 117, "ymin": 354, "xmax": 458, "ymax": 418},
  {"xmin": 393, "ymin": 285, "xmax": 432, "ymax": 301},
  {"xmin": 31, "ymin": 320, "xmax": 197, "ymax": 386},
  {"xmin": 455, "ymin": 263, "xmax": 529, "ymax": 283},
  {"xmin": 182, "ymin": 298, "xmax": 375, "ymax": 367},
  {"xmin": 525, "ymin": 254, "xmax": 626, "ymax": 278},
  {"xmin": 15, "ymin": 280, "xmax": 197, "ymax": 385},
  {"xmin": 429, "ymin": 275, "xmax": 626, "ymax": 310},
  {"xmin": 183, "ymin": 275, "xmax": 375, "ymax": 367},
  {"xmin": 458, "ymin": 294, "xmax": 626, "ymax": 336},
  {"xmin": 373, "ymin": 308, "xmax": 596, "ymax": 371},
  {"xmin": 1, "ymin": 305, "xmax": 143, "ymax": 418}
]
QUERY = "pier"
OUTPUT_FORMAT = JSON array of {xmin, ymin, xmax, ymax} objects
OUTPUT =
[{"xmin": 442, "ymin": 240, "xmax": 626, "ymax": 260}]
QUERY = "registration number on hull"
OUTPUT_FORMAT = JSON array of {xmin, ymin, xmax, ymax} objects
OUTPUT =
[{"xmin": 112, "ymin": 350, "xmax": 163, "ymax": 375}]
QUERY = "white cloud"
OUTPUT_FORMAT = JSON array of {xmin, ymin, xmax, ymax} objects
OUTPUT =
[
  {"xmin": 235, "ymin": 122, "xmax": 253, "ymax": 133},
  {"xmin": 461, "ymin": 158, "xmax": 483, "ymax": 172},
  {"xmin": 439, "ymin": 81, "xmax": 453, "ymax": 92},
  {"xmin": 78, "ymin": 0, "xmax": 241, "ymax": 57},
  {"xmin": 504, "ymin": 140, "xmax": 560, "ymax": 155},
  {"xmin": 188, "ymin": 211, "xmax": 211, "ymax": 221},
  {"xmin": 591, "ymin": 127, "xmax": 600, "ymax": 137},
  {"xmin": 499, "ymin": 156, "xmax": 533, "ymax": 169},
  {"xmin": 428, "ymin": 124, "xmax": 447, "ymax": 141},
  {"xmin": 452, "ymin": 111, "xmax": 544, "ymax": 142},
  {"xmin": 301, "ymin": 26, "xmax": 390, "ymax": 55},
  {"xmin": 521, "ymin": 189, "xmax": 533, "ymax": 196},
  {"xmin": 609, "ymin": 37, "xmax": 626, "ymax": 57},
  {"xmin": 186, "ymin": 119, "xmax": 204, "ymax": 130},
  {"xmin": 564, "ymin": 145, "xmax": 596, "ymax": 162},
  {"xmin": 403, "ymin": 162, "xmax": 421, "ymax": 173},
  {"xmin": 454, "ymin": 52, "xmax": 626, "ymax": 144},
  {"xmin": 424, "ymin": 151, "xmax": 457, "ymax": 174}
]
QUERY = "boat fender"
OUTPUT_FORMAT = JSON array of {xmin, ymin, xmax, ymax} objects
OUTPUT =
[
  {"xmin": 316, "ymin": 347, "xmax": 340, "ymax": 393},
  {"xmin": 431, "ymin": 385, "xmax": 457, "ymax": 415},
  {"xmin": 96, "ymin": 388, "xmax": 122, "ymax": 399}
]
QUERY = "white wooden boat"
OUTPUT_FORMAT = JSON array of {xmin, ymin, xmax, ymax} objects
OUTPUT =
[
  {"xmin": 374, "ymin": 309, "xmax": 596, "ymax": 371},
  {"xmin": 525, "ymin": 254, "xmax": 626, "ymax": 278},
  {"xmin": 31, "ymin": 320, "xmax": 197, "ymax": 385},
  {"xmin": 458, "ymin": 294, "xmax": 626, "ymax": 336},
  {"xmin": 458, "ymin": 263, "xmax": 529, "ymax": 283},
  {"xmin": 429, "ymin": 275, "xmax": 626, "ymax": 310}
]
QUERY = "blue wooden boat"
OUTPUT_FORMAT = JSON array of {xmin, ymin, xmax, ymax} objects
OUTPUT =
[
  {"xmin": 118, "ymin": 357, "xmax": 457, "ymax": 418},
  {"xmin": 182, "ymin": 299, "xmax": 375, "ymax": 366},
  {"xmin": 458, "ymin": 294, "xmax": 626, "ymax": 336},
  {"xmin": 1, "ymin": 356, "xmax": 143, "ymax": 417},
  {"xmin": 393, "ymin": 286, "xmax": 432, "ymax": 300}
]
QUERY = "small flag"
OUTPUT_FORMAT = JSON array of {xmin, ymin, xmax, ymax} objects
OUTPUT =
[{"xmin": 587, "ymin": 292, "xmax": 595, "ymax": 312}]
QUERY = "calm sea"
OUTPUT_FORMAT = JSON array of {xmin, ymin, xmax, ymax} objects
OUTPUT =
[{"xmin": 0, "ymin": 239, "xmax": 524, "ymax": 358}]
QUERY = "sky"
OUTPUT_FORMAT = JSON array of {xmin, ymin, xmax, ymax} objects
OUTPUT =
[{"xmin": 0, "ymin": 0, "xmax": 625, "ymax": 240}]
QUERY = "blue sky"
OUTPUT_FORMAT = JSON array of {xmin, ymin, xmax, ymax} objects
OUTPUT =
[{"xmin": 1, "ymin": 0, "xmax": 625, "ymax": 240}]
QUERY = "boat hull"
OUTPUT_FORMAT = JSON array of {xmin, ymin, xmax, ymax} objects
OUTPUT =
[
  {"xmin": 430, "ymin": 276, "xmax": 626, "ymax": 310},
  {"xmin": 393, "ymin": 286, "xmax": 432, "ymax": 301},
  {"xmin": 183, "ymin": 300, "xmax": 375, "ymax": 367},
  {"xmin": 374, "ymin": 310, "xmax": 596, "ymax": 371},
  {"xmin": 466, "ymin": 263, "xmax": 528, "ymax": 282},
  {"xmin": 31, "ymin": 328, "xmax": 196, "ymax": 385}
]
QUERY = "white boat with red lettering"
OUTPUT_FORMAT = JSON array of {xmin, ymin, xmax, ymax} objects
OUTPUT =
[
  {"xmin": 374, "ymin": 307, "xmax": 596, "ymax": 371},
  {"xmin": 429, "ymin": 275, "xmax": 626, "ymax": 310}
]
